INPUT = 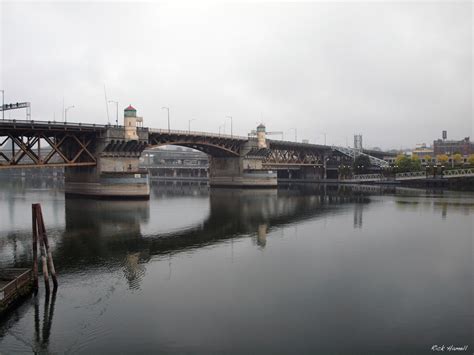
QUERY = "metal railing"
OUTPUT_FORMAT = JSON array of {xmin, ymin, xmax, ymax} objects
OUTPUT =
[
  {"xmin": 0, "ymin": 118, "xmax": 110, "ymax": 129},
  {"xmin": 395, "ymin": 171, "xmax": 426, "ymax": 179},
  {"xmin": 148, "ymin": 128, "xmax": 248, "ymax": 140},
  {"xmin": 351, "ymin": 174, "xmax": 383, "ymax": 181},
  {"xmin": 443, "ymin": 168, "xmax": 474, "ymax": 178}
]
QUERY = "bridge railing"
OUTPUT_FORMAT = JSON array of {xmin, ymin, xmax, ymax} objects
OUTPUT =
[
  {"xmin": 0, "ymin": 118, "xmax": 110, "ymax": 129},
  {"xmin": 443, "ymin": 168, "xmax": 474, "ymax": 177},
  {"xmin": 395, "ymin": 171, "xmax": 426, "ymax": 179},
  {"xmin": 148, "ymin": 128, "xmax": 248, "ymax": 140},
  {"xmin": 351, "ymin": 173, "xmax": 383, "ymax": 181}
]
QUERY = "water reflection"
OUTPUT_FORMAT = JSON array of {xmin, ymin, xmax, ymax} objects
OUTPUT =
[{"xmin": 0, "ymin": 180, "xmax": 473, "ymax": 354}]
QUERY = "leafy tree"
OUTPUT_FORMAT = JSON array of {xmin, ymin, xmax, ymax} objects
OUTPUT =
[
  {"xmin": 353, "ymin": 155, "xmax": 371, "ymax": 174},
  {"xmin": 436, "ymin": 154, "xmax": 449, "ymax": 164},
  {"xmin": 395, "ymin": 155, "xmax": 412, "ymax": 172},
  {"xmin": 410, "ymin": 155, "xmax": 422, "ymax": 171},
  {"xmin": 424, "ymin": 155, "xmax": 432, "ymax": 163},
  {"xmin": 393, "ymin": 154, "xmax": 422, "ymax": 172},
  {"xmin": 453, "ymin": 153, "xmax": 463, "ymax": 165},
  {"xmin": 468, "ymin": 154, "xmax": 474, "ymax": 166}
]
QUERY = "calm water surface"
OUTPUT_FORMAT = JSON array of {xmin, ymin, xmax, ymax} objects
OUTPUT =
[{"xmin": 0, "ymin": 179, "xmax": 472, "ymax": 354}]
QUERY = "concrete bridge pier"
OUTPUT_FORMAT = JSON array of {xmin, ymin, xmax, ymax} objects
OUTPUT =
[
  {"xmin": 208, "ymin": 156, "xmax": 277, "ymax": 187},
  {"xmin": 65, "ymin": 106, "xmax": 150, "ymax": 199}
]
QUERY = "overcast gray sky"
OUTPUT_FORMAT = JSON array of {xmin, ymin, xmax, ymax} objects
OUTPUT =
[{"xmin": 1, "ymin": 1, "xmax": 472, "ymax": 149}]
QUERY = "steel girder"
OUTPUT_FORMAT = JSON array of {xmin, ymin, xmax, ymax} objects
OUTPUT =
[{"xmin": 0, "ymin": 131, "xmax": 97, "ymax": 168}]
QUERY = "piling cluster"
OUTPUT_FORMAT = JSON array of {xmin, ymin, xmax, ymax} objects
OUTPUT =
[{"xmin": 32, "ymin": 204, "xmax": 58, "ymax": 293}]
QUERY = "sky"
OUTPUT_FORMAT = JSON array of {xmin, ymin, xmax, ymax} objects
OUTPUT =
[{"xmin": 1, "ymin": 1, "xmax": 472, "ymax": 150}]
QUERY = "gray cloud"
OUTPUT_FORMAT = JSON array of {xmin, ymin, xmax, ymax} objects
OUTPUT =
[{"xmin": 1, "ymin": 1, "xmax": 472, "ymax": 149}]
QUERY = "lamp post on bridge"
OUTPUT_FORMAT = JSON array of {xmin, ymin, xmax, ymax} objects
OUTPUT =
[
  {"xmin": 289, "ymin": 128, "xmax": 297, "ymax": 142},
  {"xmin": 108, "ymin": 100, "xmax": 118, "ymax": 127},
  {"xmin": 188, "ymin": 118, "xmax": 196, "ymax": 133},
  {"xmin": 65, "ymin": 105, "xmax": 74, "ymax": 123},
  {"xmin": 161, "ymin": 107, "xmax": 170, "ymax": 133},
  {"xmin": 225, "ymin": 116, "xmax": 233, "ymax": 137},
  {"xmin": 1, "ymin": 90, "xmax": 4, "ymax": 120}
]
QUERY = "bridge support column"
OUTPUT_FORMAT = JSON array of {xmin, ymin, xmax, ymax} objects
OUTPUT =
[
  {"xmin": 208, "ymin": 157, "xmax": 277, "ymax": 188},
  {"xmin": 65, "ymin": 126, "xmax": 150, "ymax": 199}
]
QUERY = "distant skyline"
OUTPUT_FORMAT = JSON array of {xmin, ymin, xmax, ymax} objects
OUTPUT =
[{"xmin": 1, "ymin": 1, "xmax": 472, "ymax": 149}]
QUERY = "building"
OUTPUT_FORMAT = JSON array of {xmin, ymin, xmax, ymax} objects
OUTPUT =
[
  {"xmin": 412, "ymin": 143, "xmax": 434, "ymax": 158},
  {"xmin": 433, "ymin": 136, "xmax": 473, "ymax": 156}
]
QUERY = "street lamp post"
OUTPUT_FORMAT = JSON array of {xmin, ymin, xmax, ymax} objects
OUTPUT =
[
  {"xmin": 161, "ymin": 107, "xmax": 170, "ymax": 132},
  {"xmin": 289, "ymin": 128, "xmax": 297, "ymax": 142},
  {"xmin": 225, "ymin": 116, "xmax": 233, "ymax": 137},
  {"xmin": 188, "ymin": 118, "xmax": 196, "ymax": 133},
  {"xmin": 108, "ymin": 100, "xmax": 118, "ymax": 127},
  {"xmin": 65, "ymin": 105, "xmax": 74, "ymax": 123},
  {"xmin": 0, "ymin": 90, "xmax": 4, "ymax": 120}
]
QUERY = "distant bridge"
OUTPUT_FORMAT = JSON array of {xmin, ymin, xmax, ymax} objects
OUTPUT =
[{"xmin": 348, "ymin": 168, "xmax": 474, "ymax": 183}]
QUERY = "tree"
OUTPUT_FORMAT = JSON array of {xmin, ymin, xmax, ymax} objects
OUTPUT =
[
  {"xmin": 393, "ymin": 154, "xmax": 422, "ymax": 172},
  {"xmin": 410, "ymin": 155, "xmax": 422, "ymax": 171},
  {"xmin": 395, "ymin": 155, "xmax": 412, "ymax": 172},
  {"xmin": 424, "ymin": 155, "xmax": 432, "ymax": 164},
  {"xmin": 353, "ymin": 155, "xmax": 371, "ymax": 174},
  {"xmin": 453, "ymin": 153, "xmax": 463, "ymax": 165},
  {"xmin": 437, "ymin": 154, "xmax": 449, "ymax": 164},
  {"xmin": 468, "ymin": 154, "xmax": 474, "ymax": 166}
]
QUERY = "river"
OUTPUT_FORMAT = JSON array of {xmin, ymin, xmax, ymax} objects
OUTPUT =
[{"xmin": 0, "ymin": 179, "xmax": 472, "ymax": 354}]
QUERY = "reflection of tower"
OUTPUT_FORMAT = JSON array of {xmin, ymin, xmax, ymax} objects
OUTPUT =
[
  {"xmin": 441, "ymin": 204, "xmax": 447, "ymax": 219},
  {"xmin": 353, "ymin": 204, "xmax": 363, "ymax": 228},
  {"xmin": 257, "ymin": 123, "xmax": 267, "ymax": 148},
  {"xmin": 257, "ymin": 223, "xmax": 268, "ymax": 248},
  {"xmin": 123, "ymin": 252, "xmax": 146, "ymax": 290}
]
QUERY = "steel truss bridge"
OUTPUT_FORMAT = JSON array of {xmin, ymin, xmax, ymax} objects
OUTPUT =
[
  {"xmin": 0, "ymin": 119, "xmax": 391, "ymax": 169},
  {"xmin": 349, "ymin": 168, "xmax": 474, "ymax": 182}
]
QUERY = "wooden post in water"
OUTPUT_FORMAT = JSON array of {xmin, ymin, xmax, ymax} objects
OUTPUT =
[
  {"xmin": 36, "ymin": 204, "xmax": 58, "ymax": 289},
  {"xmin": 32, "ymin": 204, "xmax": 39, "ymax": 292},
  {"xmin": 37, "ymin": 215, "xmax": 50, "ymax": 293}
]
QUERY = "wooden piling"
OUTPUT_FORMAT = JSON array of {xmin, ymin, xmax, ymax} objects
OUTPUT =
[
  {"xmin": 32, "ymin": 204, "xmax": 39, "ymax": 292},
  {"xmin": 36, "ymin": 205, "xmax": 58, "ymax": 289}
]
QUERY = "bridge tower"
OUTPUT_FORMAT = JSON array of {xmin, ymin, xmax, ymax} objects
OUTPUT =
[{"xmin": 257, "ymin": 123, "xmax": 267, "ymax": 149}]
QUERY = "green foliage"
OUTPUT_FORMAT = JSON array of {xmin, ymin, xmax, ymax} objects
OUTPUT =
[
  {"xmin": 394, "ymin": 155, "xmax": 421, "ymax": 172},
  {"xmin": 452, "ymin": 153, "xmax": 463, "ymax": 165},
  {"xmin": 468, "ymin": 154, "xmax": 474, "ymax": 166},
  {"xmin": 437, "ymin": 154, "xmax": 449, "ymax": 164},
  {"xmin": 353, "ymin": 155, "xmax": 371, "ymax": 174}
]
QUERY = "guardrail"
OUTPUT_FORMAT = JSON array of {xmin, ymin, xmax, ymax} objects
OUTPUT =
[
  {"xmin": 148, "ymin": 128, "xmax": 248, "ymax": 140},
  {"xmin": 0, "ymin": 118, "xmax": 110, "ymax": 129},
  {"xmin": 443, "ymin": 168, "xmax": 474, "ymax": 178},
  {"xmin": 395, "ymin": 171, "xmax": 426, "ymax": 179},
  {"xmin": 351, "ymin": 174, "xmax": 383, "ymax": 181}
]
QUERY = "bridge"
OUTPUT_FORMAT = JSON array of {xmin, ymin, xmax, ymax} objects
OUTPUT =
[
  {"xmin": 0, "ymin": 106, "xmax": 393, "ymax": 198},
  {"xmin": 348, "ymin": 169, "xmax": 474, "ymax": 183}
]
